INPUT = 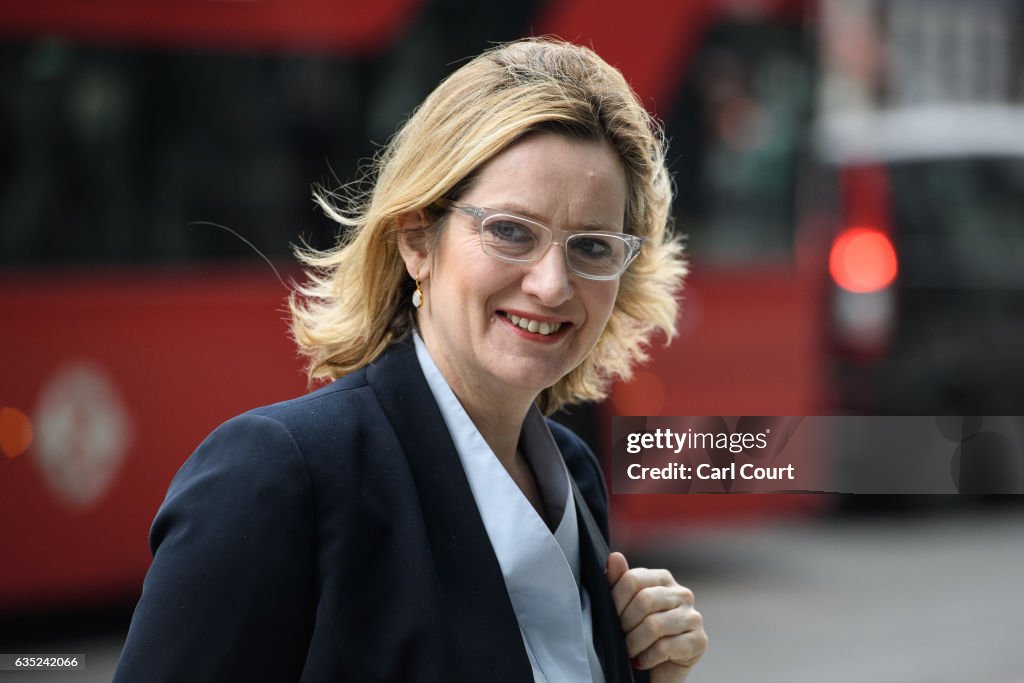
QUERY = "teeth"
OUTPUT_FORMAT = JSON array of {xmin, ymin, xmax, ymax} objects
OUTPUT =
[{"xmin": 504, "ymin": 313, "xmax": 563, "ymax": 335}]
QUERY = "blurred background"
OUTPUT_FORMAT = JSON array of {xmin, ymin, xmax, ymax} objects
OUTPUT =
[{"xmin": 2, "ymin": 0, "xmax": 1023, "ymax": 680}]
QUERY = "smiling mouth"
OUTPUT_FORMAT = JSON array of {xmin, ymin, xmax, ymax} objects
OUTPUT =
[{"xmin": 499, "ymin": 311, "xmax": 566, "ymax": 336}]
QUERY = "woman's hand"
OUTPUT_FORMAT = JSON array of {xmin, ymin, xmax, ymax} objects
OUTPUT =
[{"xmin": 607, "ymin": 552, "xmax": 707, "ymax": 682}]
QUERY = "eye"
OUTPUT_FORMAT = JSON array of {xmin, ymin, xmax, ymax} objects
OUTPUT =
[
  {"xmin": 486, "ymin": 220, "xmax": 535, "ymax": 243},
  {"xmin": 570, "ymin": 235, "xmax": 616, "ymax": 261}
]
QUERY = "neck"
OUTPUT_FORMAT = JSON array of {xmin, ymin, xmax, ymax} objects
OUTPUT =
[{"xmin": 459, "ymin": 394, "xmax": 532, "ymax": 467}]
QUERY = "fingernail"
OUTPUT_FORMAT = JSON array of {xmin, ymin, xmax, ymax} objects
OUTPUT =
[{"xmin": 631, "ymin": 657, "xmax": 642, "ymax": 669}]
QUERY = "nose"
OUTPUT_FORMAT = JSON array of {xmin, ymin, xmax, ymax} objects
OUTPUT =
[{"xmin": 521, "ymin": 243, "xmax": 573, "ymax": 307}]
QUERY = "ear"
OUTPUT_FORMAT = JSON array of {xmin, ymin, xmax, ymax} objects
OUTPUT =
[{"xmin": 395, "ymin": 209, "xmax": 431, "ymax": 281}]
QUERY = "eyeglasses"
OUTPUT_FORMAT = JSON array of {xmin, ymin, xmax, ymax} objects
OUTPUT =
[{"xmin": 437, "ymin": 200, "xmax": 644, "ymax": 281}]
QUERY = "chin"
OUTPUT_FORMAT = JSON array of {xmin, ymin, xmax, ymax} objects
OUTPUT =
[{"xmin": 489, "ymin": 360, "xmax": 568, "ymax": 396}]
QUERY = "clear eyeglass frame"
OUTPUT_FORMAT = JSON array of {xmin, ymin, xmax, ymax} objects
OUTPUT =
[{"xmin": 436, "ymin": 199, "xmax": 644, "ymax": 281}]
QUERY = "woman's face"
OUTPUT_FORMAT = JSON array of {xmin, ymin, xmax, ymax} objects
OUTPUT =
[{"xmin": 413, "ymin": 132, "xmax": 628, "ymax": 405}]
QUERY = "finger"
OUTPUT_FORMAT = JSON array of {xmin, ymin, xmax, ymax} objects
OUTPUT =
[
  {"xmin": 649, "ymin": 661, "xmax": 692, "ymax": 683},
  {"xmin": 632, "ymin": 627, "xmax": 708, "ymax": 672},
  {"xmin": 606, "ymin": 551, "xmax": 629, "ymax": 588},
  {"xmin": 619, "ymin": 584, "xmax": 694, "ymax": 632},
  {"xmin": 625, "ymin": 607, "xmax": 703, "ymax": 658},
  {"xmin": 610, "ymin": 567, "xmax": 675, "ymax": 617}
]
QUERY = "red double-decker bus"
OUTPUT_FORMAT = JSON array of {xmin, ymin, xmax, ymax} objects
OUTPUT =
[{"xmin": 0, "ymin": 0, "xmax": 823, "ymax": 612}]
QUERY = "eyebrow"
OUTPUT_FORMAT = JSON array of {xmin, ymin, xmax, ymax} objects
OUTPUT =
[{"xmin": 491, "ymin": 201, "xmax": 623, "ymax": 233}]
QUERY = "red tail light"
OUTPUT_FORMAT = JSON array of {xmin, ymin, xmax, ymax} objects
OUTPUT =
[{"xmin": 829, "ymin": 227, "xmax": 898, "ymax": 293}]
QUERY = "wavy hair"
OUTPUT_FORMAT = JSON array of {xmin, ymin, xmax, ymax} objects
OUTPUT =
[{"xmin": 290, "ymin": 37, "xmax": 686, "ymax": 413}]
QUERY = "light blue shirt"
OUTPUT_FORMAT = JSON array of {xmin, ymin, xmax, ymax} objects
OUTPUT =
[{"xmin": 413, "ymin": 333, "xmax": 605, "ymax": 683}]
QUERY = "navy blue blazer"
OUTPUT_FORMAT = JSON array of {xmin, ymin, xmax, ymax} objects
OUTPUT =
[{"xmin": 114, "ymin": 338, "xmax": 644, "ymax": 682}]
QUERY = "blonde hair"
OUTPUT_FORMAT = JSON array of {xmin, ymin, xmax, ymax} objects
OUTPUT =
[{"xmin": 290, "ymin": 37, "xmax": 686, "ymax": 414}]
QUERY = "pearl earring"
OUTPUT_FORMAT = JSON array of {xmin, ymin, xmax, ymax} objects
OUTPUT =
[{"xmin": 412, "ymin": 280, "xmax": 424, "ymax": 309}]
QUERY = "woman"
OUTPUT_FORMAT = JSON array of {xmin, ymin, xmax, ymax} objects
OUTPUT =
[{"xmin": 115, "ymin": 38, "xmax": 706, "ymax": 682}]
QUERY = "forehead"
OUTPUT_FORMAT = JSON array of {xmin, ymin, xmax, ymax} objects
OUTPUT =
[{"xmin": 464, "ymin": 132, "xmax": 628, "ymax": 230}]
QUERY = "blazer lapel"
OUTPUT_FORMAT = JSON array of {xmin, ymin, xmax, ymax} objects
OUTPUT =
[
  {"xmin": 366, "ymin": 339, "xmax": 534, "ymax": 681},
  {"xmin": 576, "ymin": 494, "xmax": 649, "ymax": 683}
]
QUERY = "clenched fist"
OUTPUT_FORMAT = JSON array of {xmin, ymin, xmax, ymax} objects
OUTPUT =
[{"xmin": 607, "ymin": 552, "xmax": 707, "ymax": 682}]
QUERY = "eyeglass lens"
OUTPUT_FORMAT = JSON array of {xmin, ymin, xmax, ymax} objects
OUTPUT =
[{"xmin": 480, "ymin": 215, "xmax": 630, "ymax": 278}]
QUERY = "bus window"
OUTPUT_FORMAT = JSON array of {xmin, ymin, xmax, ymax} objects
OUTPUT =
[{"xmin": 663, "ymin": 17, "xmax": 815, "ymax": 265}]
